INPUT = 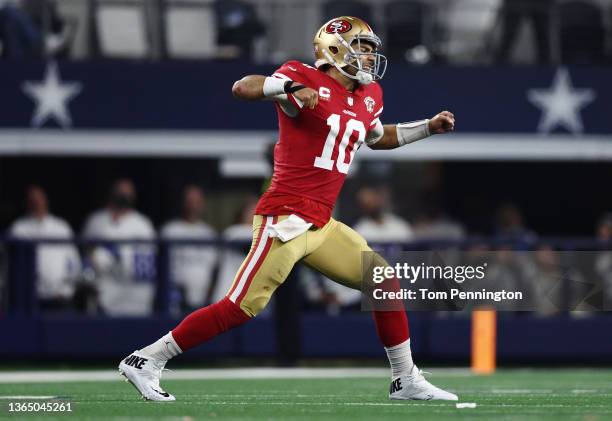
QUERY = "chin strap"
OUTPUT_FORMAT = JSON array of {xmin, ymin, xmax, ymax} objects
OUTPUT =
[{"xmin": 356, "ymin": 70, "xmax": 373, "ymax": 85}]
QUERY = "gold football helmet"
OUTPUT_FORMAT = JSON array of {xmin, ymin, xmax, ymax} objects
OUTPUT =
[{"xmin": 313, "ymin": 16, "xmax": 387, "ymax": 84}]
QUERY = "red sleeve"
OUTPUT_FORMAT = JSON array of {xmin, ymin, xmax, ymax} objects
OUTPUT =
[
  {"xmin": 271, "ymin": 61, "xmax": 312, "ymax": 86},
  {"xmin": 271, "ymin": 61, "xmax": 313, "ymax": 112}
]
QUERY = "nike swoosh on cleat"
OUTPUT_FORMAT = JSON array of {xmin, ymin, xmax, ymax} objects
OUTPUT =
[{"xmin": 151, "ymin": 387, "xmax": 170, "ymax": 398}]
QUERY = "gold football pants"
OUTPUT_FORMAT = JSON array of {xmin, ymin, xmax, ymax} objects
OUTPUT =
[{"xmin": 226, "ymin": 214, "xmax": 378, "ymax": 316}]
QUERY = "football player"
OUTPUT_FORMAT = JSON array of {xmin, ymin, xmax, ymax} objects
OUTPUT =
[{"xmin": 119, "ymin": 16, "xmax": 457, "ymax": 402}]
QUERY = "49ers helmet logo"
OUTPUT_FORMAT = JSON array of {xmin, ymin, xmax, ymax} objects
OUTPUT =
[{"xmin": 324, "ymin": 19, "xmax": 352, "ymax": 34}]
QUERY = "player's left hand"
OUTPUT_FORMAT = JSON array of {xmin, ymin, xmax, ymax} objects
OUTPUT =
[{"xmin": 428, "ymin": 111, "xmax": 455, "ymax": 134}]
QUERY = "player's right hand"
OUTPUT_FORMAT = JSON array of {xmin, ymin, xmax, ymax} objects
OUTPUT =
[{"xmin": 294, "ymin": 87, "xmax": 319, "ymax": 109}]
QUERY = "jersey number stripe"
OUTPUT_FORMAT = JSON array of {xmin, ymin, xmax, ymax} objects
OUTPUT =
[{"xmin": 314, "ymin": 114, "xmax": 365, "ymax": 174}]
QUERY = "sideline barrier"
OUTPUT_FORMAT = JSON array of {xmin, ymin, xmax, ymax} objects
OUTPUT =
[{"xmin": 0, "ymin": 237, "xmax": 611, "ymax": 362}]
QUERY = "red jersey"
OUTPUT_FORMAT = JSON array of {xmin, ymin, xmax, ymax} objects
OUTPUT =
[{"xmin": 255, "ymin": 61, "xmax": 384, "ymax": 227}]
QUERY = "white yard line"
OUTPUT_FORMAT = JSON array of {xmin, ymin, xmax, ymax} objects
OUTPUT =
[
  {"xmin": 491, "ymin": 389, "xmax": 554, "ymax": 394},
  {"xmin": 0, "ymin": 367, "xmax": 471, "ymax": 384},
  {"xmin": 121, "ymin": 401, "xmax": 612, "ymax": 409}
]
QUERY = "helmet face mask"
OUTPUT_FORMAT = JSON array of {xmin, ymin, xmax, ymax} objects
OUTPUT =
[
  {"xmin": 343, "ymin": 35, "xmax": 387, "ymax": 81},
  {"xmin": 314, "ymin": 17, "xmax": 387, "ymax": 84}
]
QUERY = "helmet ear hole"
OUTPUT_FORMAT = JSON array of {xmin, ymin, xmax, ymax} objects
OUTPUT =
[{"xmin": 329, "ymin": 46, "xmax": 339, "ymax": 54}]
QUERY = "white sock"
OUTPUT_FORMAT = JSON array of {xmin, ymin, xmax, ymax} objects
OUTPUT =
[
  {"xmin": 384, "ymin": 338, "xmax": 414, "ymax": 379},
  {"xmin": 139, "ymin": 332, "xmax": 182, "ymax": 362}
]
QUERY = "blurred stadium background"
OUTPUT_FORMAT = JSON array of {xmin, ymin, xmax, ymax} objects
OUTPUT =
[{"xmin": 1, "ymin": 0, "xmax": 612, "ymax": 370}]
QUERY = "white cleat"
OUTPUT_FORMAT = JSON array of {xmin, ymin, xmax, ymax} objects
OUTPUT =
[
  {"xmin": 118, "ymin": 351, "xmax": 175, "ymax": 401},
  {"xmin": 389, "ymin": 365, "xmax": 458, "ymax": 401}
]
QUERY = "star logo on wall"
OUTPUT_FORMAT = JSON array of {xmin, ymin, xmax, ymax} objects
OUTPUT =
[
  {"xmin": 527, "ymin": 67, "xmax": 596, "ymax": 134},
  {"xmin": 22, "ymin": 61, "xmax": 83, "ymax": 129}
]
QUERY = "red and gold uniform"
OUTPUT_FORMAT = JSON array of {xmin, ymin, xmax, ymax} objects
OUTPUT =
[
  {"xmin": 171, "ymin": 16, "xmax": 409, "ymax": 355},
  {"xmin": 256, "ymin": 61, "xmax": 383, "ymax": 227},
  {"xmin": 229, "ymin": 61, "xmax": 385, "ymax": 316},
  {"xmin": 129, "ymin": 16, "xmax": 459, "ymax": 404}
]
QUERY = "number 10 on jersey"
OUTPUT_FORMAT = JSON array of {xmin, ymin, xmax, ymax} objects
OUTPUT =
[{"xmin": 314, "ymin": 114, "xmax": 366, "ymax": 174}]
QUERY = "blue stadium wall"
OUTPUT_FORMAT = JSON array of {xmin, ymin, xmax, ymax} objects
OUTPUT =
[
  {"xmin": 0, "ymin": 61, "xmax": 611, "ymax": 133},
  {"xmin": 2, "ymin": 314, "xmax": 612, "ymax": 363}
]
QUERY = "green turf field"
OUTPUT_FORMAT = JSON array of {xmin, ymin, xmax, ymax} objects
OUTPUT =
[{"xmin": 1, "ymin": 369, "xmax": 611, "ymax": 420}]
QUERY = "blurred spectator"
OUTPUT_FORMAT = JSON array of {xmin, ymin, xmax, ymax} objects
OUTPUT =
[
  {"xmin": 494, "ymin": 202, "xmax": 537, "ymax": 243},
  {"xmin": 214, "ymin": 195, "xmax": 258, "ymax": 304},
  {"xmin": 413, "ymin": 201, "xmax": 464, "ymax": 241},
  {"xmin": 494, "ymin": 0, "xmax": 553, "ymax": 64},
  {"xmin": 161, "ymin": 185, "xmax": 217, "ymax": 311},
  {"xmin": 8, "ymin": 185, "xmax": 80, "ymax": 311},
  {"xmin": 353, "ymin": 185, "xmax": 413, "ymax": 243},
  {"xmin": 82, "ymin": 178, "xmax": 155, "ymax": 316},
  {"xmin": 0, "ymin": 0, "xmax": 68, "ymax": 59},
  {"xmin": 594, "ymin": 213, "xmax": 612, "ymax": 311},
  {"xmin": 481, "ymin": 247, "xmax": 535, "ymax": 311},
  {"xmin": 528, "ymin": 245, "xmax": 588, "ymax": 316},
  {"xmin": 300, "ymin": 269, "xmax": 362, "ymax": 315}
]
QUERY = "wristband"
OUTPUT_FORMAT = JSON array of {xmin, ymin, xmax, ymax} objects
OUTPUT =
[
  {"xmin": 284, "ymin": 81, "xmax": 306, "ymax": 93},
  {"xmin": 263, "ymin": 77, "xmax": 307, "ymax": 97},
  {"xmin": 396, "ymin": 119, "xmax": 430, "ymax": 146},
  {"xmin": 263, "ymin": 76, "xmax": 286, "ymax": 97}
]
